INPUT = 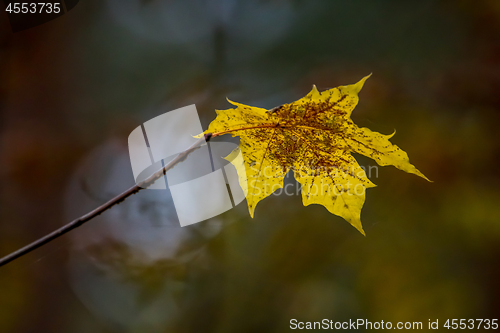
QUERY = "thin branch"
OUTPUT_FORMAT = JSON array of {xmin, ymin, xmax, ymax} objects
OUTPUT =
[{"xmin": 0, "ymin": 134, "xmax": 213, "ymax": 268}]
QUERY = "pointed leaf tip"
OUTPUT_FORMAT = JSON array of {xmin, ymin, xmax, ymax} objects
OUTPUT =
[
  {"xmin": 307, "ymin": 84, "xmax": 321, "ymax": 100},
  {"xmin": 351, "ymin": 73, "xmax": 372, "ymax": 93},
  {"xmin": 350, "ymin": 221, "xmax": 366, "ymax": 236},
  {"xmin": 226, "ymin": 97, "xmax": 237, "ymax": 106},
  {"xmin": 387, "ymin": 129, "xmax": 396, "ymax": 139},
  {"xmin": 352, "ymin": 220, "xmax": 366, "ymax": 236},
  {"xmin": 249, "ymin": 205, "xmax": 255, "ymax": 218},
  {"xmin": 417, "ymin": 171, "xmax": 433, "ymax": 183}
]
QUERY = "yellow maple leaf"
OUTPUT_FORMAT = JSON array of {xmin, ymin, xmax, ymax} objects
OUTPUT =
[{"xmin": 202, "ymin": 75, "xmax": 430, "ymax": 234}]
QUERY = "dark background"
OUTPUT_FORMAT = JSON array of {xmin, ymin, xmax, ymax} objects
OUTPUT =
[{"xmin": 1, "ymin": 0, "xmax": 500, "ymax": 332}]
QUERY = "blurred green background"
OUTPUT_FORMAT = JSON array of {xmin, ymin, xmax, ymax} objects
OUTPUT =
[{"xmin": 1, "ymin": 0, "xmax": 500, "ymax": 332}]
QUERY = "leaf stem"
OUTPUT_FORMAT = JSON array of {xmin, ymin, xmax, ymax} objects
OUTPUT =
[{"xmin": 0, "ymin": 134, "xmax": 212, "ymax": 268}]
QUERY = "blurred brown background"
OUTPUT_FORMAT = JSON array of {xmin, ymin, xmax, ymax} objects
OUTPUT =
[{"xmin": 1, "ymin": 0, "xmax": 500, "ymax": 332}]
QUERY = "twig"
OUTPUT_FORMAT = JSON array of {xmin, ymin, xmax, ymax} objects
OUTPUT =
[{"xmin": 0, "ymin": 134, "xmax": 212, "ymax": 268}]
